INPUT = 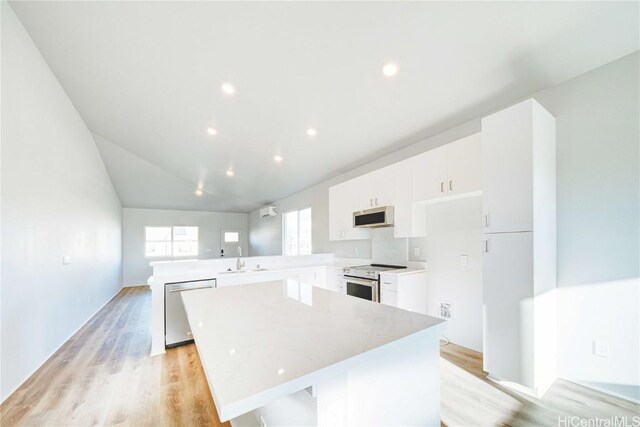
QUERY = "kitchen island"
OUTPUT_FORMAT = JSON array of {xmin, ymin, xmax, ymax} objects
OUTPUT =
[{"xmin": 181, "ymin": 279, "xmax": 445, "ymax": 426}]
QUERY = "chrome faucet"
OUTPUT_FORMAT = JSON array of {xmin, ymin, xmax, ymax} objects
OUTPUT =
[{"xmin": 236, "ymin": 246, "xmax": 245, "ymax": 271}]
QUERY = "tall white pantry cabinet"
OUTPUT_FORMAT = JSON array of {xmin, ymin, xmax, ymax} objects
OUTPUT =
[{"xmin": 481, "ymin": 99, "xmax": 557, "ymax": 397}]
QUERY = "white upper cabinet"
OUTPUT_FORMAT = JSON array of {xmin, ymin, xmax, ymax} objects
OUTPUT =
[
  {"xmin": 446, "ymin": 133, "xmax": 482, "ymax": 196},
  {"xmin": 481, "ymin": 100, "xmax": 555, "ymax": 233},
  {"xmin": 329, "ymin": 177, "xmax": 370, "ymax": 241},
  {"xmin": 412, "ymin": 145, "xmax": 448, "ymax": 201},
  {"xmin": 358, "ymin": 166, "xmax": 395, "ymax": 210},
  {"xmin": 329, "ymin": 133, "xmax": 482, "ymax": 240},
  {"xmin": 393, "ymin": 159, "xmax": 426, "ymax": 238},
  {"xmin": 412, "ymin": 133, "xmax": 481, "ymax": 203}
]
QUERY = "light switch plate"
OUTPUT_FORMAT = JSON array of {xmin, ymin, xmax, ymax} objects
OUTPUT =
[
  {"xmin": 460, "ymin": 255, "xmax": 468, "ymax": 266},
  {"xmin": 413, "ymin": 247, "xmax": 420, "ymax": 257},
  {"xmin": 593, "ymin": 340, "xmax": 610, "ymax": 358}
]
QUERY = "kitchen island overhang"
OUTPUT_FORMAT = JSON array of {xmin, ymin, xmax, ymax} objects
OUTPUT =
[{"xmin": 182, "ymin": 279, "xmax": 445, "ymax": 425}]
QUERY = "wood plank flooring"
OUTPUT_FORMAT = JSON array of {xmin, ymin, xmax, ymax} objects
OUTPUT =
[
  {"xmin": 0, "ymin": 287, "xmax": 228, "ymax": 427},
  {"xmin": 1, "ymin": 286, "xmax": 638, "ymax": 426}
]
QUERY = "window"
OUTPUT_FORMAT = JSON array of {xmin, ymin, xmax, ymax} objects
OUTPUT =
[
  {"xmin": 223, "ymin": 231, "xmax": 240, "ymax": 243},
  {"xmin": 283, "ymin": 208, "xmax": 312, "ymax": 256},
  {"xmin": 145, "ymin": 226, "xmax": 198, "ymax": 257}
]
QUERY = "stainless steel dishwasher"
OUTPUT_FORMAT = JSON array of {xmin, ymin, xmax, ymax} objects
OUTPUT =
[{"xmin": 165, "ymin": 278, "xmax": 216, "ymax": 348}]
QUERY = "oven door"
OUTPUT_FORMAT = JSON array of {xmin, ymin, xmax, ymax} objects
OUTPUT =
[{"xmin": 343, "ymin": 276, "xmax": 379, "ymax": 302}]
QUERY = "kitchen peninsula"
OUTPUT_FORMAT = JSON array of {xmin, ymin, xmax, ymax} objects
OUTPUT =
[{"xmin": 182, "ymin": 279, "xmax": 445, "ymax": 426}]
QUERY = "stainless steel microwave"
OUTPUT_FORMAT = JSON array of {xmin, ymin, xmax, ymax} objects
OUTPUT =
[{"xmin": 353, "ymin": 206, "xmax": 394, "ymax": 228}]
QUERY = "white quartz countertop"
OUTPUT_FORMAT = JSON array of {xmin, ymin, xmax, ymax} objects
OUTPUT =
[
  {"xmin": 381, "ymin": 267, "xmax": 428, "ymax": 276},
  {"xmin": 149, "ymin": 260, "xmax": 360, "ymax": 286},
  {"xmin": 181, "ymin": 280, "xmax": 444, "ymax": 421}
]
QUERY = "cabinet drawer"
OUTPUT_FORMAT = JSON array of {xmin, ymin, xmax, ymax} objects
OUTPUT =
[{"xmin": 380, "ymin": 276, "xmax": 398, "ymax": 292}]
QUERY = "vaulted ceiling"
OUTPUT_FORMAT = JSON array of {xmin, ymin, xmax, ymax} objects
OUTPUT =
[{"xmin": 10, "ymin": 1, "xmax": 639, "ymax": 212}]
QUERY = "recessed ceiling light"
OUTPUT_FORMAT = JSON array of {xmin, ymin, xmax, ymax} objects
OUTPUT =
[
  {"xmin": 382, "ymin": 62, "xmax": 399, "ymax": 77},
  {"xmin": 206, "ymin": 127, "xmax": 218, "ymax": 136},
  {"xmin": 221, "ymin": 82, "xmax": 236, "ymax": 95},
  {"xmin": 195, "ymin": 189, "xmax": 203, "ymax": 196},
  {"xmin": 226, "ymin": 169, "xmax": 235, "ymax": 177},
  {"xmin": 306, "ymin": 128, "xmax": 317, "ymax": 137},
  {"xmin": 274, "ymin": 155, "xmax": 283, "ymax": 162}
]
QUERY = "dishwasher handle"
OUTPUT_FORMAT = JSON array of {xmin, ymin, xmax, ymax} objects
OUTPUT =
[{"xmin": 168, "ymin": 280, "xmax": 216, "ymax": 293}]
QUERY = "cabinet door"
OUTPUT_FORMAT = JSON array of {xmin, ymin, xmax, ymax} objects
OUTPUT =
[
  {"xmin": 393, "ymin": 160, "xmax": 413, "ymax": 238},
  {"xmin": 329, "ymin": 185, "xmax": 344, "ymax": 240},
  {"xmin": 357, "ymin": 172, "xmax": 376, "ymax": 210},
  {"xmin": 370, "ymin": 165, "xmax": 395, "ymax": 207},
  {"xmin": 394, "ymin": 160, "xmax": 426, "ymax": 238},
  {"xmin": 342, "ymin": 178, "xmax": 371, "ymax": 240},
  {"xmin": 329, "ymin": 182, "xmax": 358, "ymax": 240},
  {"xmin": 482, "ymin": 101, "xmax": 534, "ymax": 233},
  {"xmin": 446, "ymin": 133, "xmax": 482, "ymax": 196},
  {"xmin": 380, "ymin": 289, "xmax": 398, "ymax": 307},
  {"xmin": 412, "ymin": 146, "xmax": 447, "ymax": 202},
  {"xmin": 482, "ymin": 232, "xmax": 533, "ymax": 387}
]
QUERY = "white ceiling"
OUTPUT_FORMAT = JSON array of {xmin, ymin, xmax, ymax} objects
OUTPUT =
[{"xmin": 10, "ymin": 1, "xmax": 639, "ymax": 212}]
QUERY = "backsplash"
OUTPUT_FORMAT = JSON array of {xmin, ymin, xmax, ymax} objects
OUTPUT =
[{"xmin": 371, "ymin": 227, "xmax": 409, "ymax": 265}]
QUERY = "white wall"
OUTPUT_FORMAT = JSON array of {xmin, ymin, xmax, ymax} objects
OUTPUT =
[
  {"xmin": 534, "ymin": 52, "xmax": 640, "ymax": 402},
  {"xmin": 421, "ymin": 197, "xmax": 483, "ymax": 352},
  {"xmin": 0, "ymin": 2, "xmax": 123, "ymax": 402},
  {"xmin": 248, "ymin": 52, "xmax": 640, "ymax": 401},
  {"xmin": 122, "ymin": 208, "xmax": 249, "ymax": 285}
]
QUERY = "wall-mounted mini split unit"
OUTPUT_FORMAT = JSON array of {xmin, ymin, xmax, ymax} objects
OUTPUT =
[{"xmin": 260, "ymin": 206, "xmax": 277, "ymax": 218}]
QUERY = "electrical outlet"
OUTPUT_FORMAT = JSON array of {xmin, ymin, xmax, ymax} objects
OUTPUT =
[
  {"xmin": 440, "ymin": 302, "xmax": 452, "ymax": 320},
  {"xmin": 414, "ymin": 247, "xmax": 420, "ymax": 257},
  {"xmin": 460, "ymin": 254, "xmax": 468, "ymax": 266},
  {"xmin": 593, "ymin": 340, "xmax": 610, "ymax": 358}
]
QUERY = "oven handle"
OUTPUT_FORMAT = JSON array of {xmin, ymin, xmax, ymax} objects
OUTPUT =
[{"xmin": 342, "ymin": 276, "xmax": 378, "ymax": 287}]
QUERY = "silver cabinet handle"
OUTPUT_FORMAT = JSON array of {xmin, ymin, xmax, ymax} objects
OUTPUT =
[
  {"xmin": 375, "ymin": 197, "xmax": 378, "ymax": 206},
  {"xmin": 483, "ymin": 240, "xmax": 489, "ymax": 253},
  {"xmin": 449, "ymin": 180, "xmax": 453, "ymax": 191},
  {"xmin": 440, "ymin": 182, "xmax": 445, "ymax": 193},
  {"xmin": 370, "ymin": 198, "xmax": 373, "ymax": 207},
  {"xmin": 482, "ymin": 214, "xmax": 489, "ymax": 227}
]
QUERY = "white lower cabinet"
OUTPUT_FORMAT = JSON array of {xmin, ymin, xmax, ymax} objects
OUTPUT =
[
  {"xmin": 379, "ymin": 272, "xmax": 428, "ymax": 314},
  {"xmin": 325, "ymin": 267, "xmax": 345, "ymax": 293},
  {"xmin": 380, "ymin": 289, "xmax": 398, "ymax": 307},
  {"xmin": 277, "ymin": 268, "xmax": 326, "ymax": 288}
]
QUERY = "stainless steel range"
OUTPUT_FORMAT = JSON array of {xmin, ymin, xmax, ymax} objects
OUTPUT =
[{"xmin": 342, "ymin": 264, "xmax": 406, "ymax": 302}]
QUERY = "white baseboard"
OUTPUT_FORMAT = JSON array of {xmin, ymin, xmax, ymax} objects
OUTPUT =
[
  {"xmin": 486, "ymin": 375, "xmax": 547, "ymax": 399},
  {"xmin": 562, "ymin": 376, "xmax": 640, "ymax": 404},
  {"xmin": 0, "ymin": 285, "xmax": 123, "ymax": 404}
]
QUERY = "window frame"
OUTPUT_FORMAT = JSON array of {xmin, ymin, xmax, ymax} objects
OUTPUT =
[
  {"xmin": 144, "ymin": 225, "xmax": 199, "ymax": 258},
  {"xmin": 282, "ymin": 207, "xmax": 312, "ymax": 256}
]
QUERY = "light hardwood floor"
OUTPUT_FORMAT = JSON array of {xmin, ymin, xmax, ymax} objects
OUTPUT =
[{"xmin": 1, "ymin": 286, "xmax": 638, "ymax": 426}]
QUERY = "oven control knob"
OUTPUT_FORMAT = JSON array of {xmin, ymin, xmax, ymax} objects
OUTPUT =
[
  {"xmin": 343, "ymin": 268, "xmax": 350, "ymax": 274},
  {"xmin": 368, "ymin": 272, "xmax": 375, "ymax": 277}
]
